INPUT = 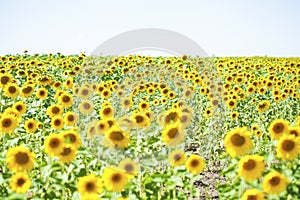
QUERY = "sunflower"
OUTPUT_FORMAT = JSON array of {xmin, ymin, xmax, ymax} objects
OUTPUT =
[
  {"xmin": 20, "ymin": 84, "xmax": 35, "ymax": 98},
  {"xmin": 95, "ymin": 119, "xmax": 109, "ymax": 135},
  {"xmin": 6, "ymin": 145, "xmax": 35, "ymax": 172},
  {"xmin": 105, "ymin": 126, "xmax": 130, "ymax": 149},
  {"xmin": 57, "ymin": 144, "xmax": 77, "ymax": 163},
  {"xmin": 230, "ymin": 111, "xmax": 239, "ymax": 120},
  {"xmin": 276, "ymin": 134, "xmax": 300, "ymax": 161},
  {"xmin": 78, "ymin": 174, "xmax": 103, "ymax": 196},
  {"xmin": 100, "ymin": 105, "xmax": 114, "ymax": 119},
  {"xmin": 0, "ymin": 114, "xmax": 18, "ymax": 135},
  {"xmin": 287, "ymin": 126, "xmax": 300, "ymax": 137},
  {"xmin": 204, "ymin": 108, "xmax": 213, "ymax": 118},
  {"xmin": 9, "ymin": 172, "xmax": 31, "ymax": 194},
  {"xmin": 180, "ymin": 112, "xmax": 193, "ymax": 128},
  {"xmin": 0, "ymin": 73, "xmax": 12, "ymax": 88},
  {"xmin": 12, "ymin": 101, "xmax": 27, "ymax": 116},
  {"xmin": 62, "ymin": 129, "xmax": 82, "ymax": 148},
  {"xmin": 79, "ymin": 100, "xmax": 94, "ymax": 115},
  {"xmin": 168, "ymin": 149, "xmax": 186, "ymax": 167},
  {"xmin": 46, "ymin": 104, "xmax": 63, "ymax": 118},
  {"xmin": 121, "ymin": 97, "xmax": 132, "ymax": 108},
  {"xmin": 101, "ymin": 89, "xmax": 111, "ymax": 99},
  {"xmin": 44, "ymin": 134, "xmax": 64, "ymax": 157},
  {"xmin": 78, "ymin": 86, "xmax": 92, "ymax": 99},
  {"xmin": 162, "ymin": 123, "xmax": 185, "ymax": 146},
  {"xmin": 138, "ymin": 100, "xmax": 150, "ymax": 112},
  {"xmin": 50, "ymin": 116, "xmax": 64, "ymax": 130},
  {"xmin": 4, "ymin": 83, "xmax": 19, "ymax": 98},
  {"xmin": 226, "ymin": 99, "xmax": 237, "ymax": 110},
  {"xmin": 102, "ymin": 167, "xmax": 128, "ymax": 192},
  {"xmin": 63, "ymin": 111, "xmax": 78, "ymax": 126},
  {"xmin": 118, "ymin": 158, "xmax": 140, "ymax": 179},
  {"xmin": 185, "ymin": 154, "xmax": 205, "ymax": 175},
  {"xmin": 238, "ymin": 155, "xmax": 265, "ymax": 181},
  {"xmin": 257, "ymin": 100, "xmax": 270, "ymax": 112},
  {"xmin": 132, "ymin": 112, "xmax": 150, "ymax": 128},
  {"xmin": 262, "ymin": 171, "xmax": 289, "ymax": 195},
  {"xmin": 24, "ymin": 118, "xmax": 38, "ymax": 133},
  {"xmin": 59, "ymin": 93, "xmax": 73, "ymax": 107},
  {"xmin": 36, "ymin": 88, "xmax": 48, "ymax": 99},
  {"xmin": 268, "ymin": 119, "xmax": 289, "ymax": 140},
  {"xmin": 163, "ymin": 108, "xmax": 181, "ymax": 126},
  {"xmin": 241, "ymin": 189, "xmax": 265, "ymax": 200},
  {"xmin": 224, "ymin": 127, "xmax": 254, "ymax": 157}
]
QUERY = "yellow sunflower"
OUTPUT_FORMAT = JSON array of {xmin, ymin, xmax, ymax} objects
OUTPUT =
[
  {"xmin": 50, "ymin": 116, "xmax": 64, "ymax": 130},
  {"xmin": 100, "ymin": 105, "xmax": 114, "ymax": 119},
  {"xmin": 276, "ymin": 134, "xmax": 300, "ymax": 161},
  {"xmin": 121, "ymin": 97, "xmax": 132, "ymax": 109},
  {"xmin": 79, "ymin": 100, "xmax": 94, "ymax": 115},
  {"xmin": 262, "ymin": 171, "xmax": 289, "ymax": 195},
  {"xmin": 9, "ymin": 172, "xmax": 31, "ymax": 194},
  {"xmin": 185, "ymin": 154, "xmax": 205, "ymax": 175},
  {"xmin": 102, "ymin": 167, "xmax": 128, "ymax": 192},
  {"xmin": 62, "ymin": 129, "xmax": 82, "ymax": 148},
  {"xmin": 57, "ymin": 144, "xmax": 77, "ymax": 164},
  {"xmin": 224, "ymin": 127, "xmax": 254, "ymax": 157},
  {"xmin": 268, "ymin": 119, "xmax": 289, "ymax": 140},
  {"xmin": 4, "ymin": 83, "xmax": 19, "ymax": 98},
  {"xmin": 257, "ymin": 100, "xmax": 270, "ymax": 113},
  {"xmin": 162, "ymin": 123, "xmax": 185, "ymax": 146},
  {"xmin": 58, "ymin": 93, "xmax": 73, "ymax": 107},
  {"xmin": 138, "ymin": 100, "xmax": 150, "ymax": 112},
  {"xmin": 287, "ymin": 126, "xmax": 300, "ymax": 138},
  {"xmin": 118, "ymin": 158, "xmax": 140, "ymax": 179},
  {"xmin": 0, "ymin": 113, "xmax": 18, "ymax": 135},
  {"xmin": 46, "ymin": 104, "xmax": 63, "ymax": 118},
  {"xmin": 6, "ymin": 145, "xmax": 35, "ymax": 172},
  {"xmin": 105, "ymin": 126, "xmax": 130, "ymax": 149},
  {"xmin": 20, "ymin": 84, "xmax": 35, "ymax": 98},
  {"xmin": 12, "ymin": 101, "xmax": 27, "ymax": 116},
  {"xmin": 78, "ymin": 174, "xmax": 103, "ymax": 196},
  {"xmin": 131, "ymin": 112, "xmax": 150, "ymax": 128},
  {"xmin": 44, "ymin": 134, "xmax": 64, "ymax": 157},
  {"xmin": 238, "ymin": 155, "xmax": 265, "ymax": 181},
  {"xmin": 24, "ymin": 118, "xmax": 38, "ymax": 133},
  {"xmin": 63, "ymin": 111, "xmax": 78, "ymax": 126},
  {"xmin": 168, "ymin": 149, "xmax": 186, "ymax": 167},
  {"xmin": 36, "ymin": 88, "xmax": 48, "ymax": 99},
  {"xmin": 241, "ymin": 189, "xmax": 265, "ymax": 200}
]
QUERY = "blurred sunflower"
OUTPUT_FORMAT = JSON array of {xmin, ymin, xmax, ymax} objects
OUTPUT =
[
  {"xmin": 79, "ymin": 100, "xmax": 94, "ymax": 115},
  {"xmin": 118, "ymin": 158, "xmax": 140, "ymax": 179},
  {"xmin": 57, "ymin": 144, "xmax": 77, "ymax": 163},
  {"xmin": 238, "ymin": 155, "xmax": 265, "ymax": 181},
  {"xmin": 105, "ymin": 126, "xmax": 130, "ymax": 149},
  {"xmin": 224, "ymin": 127, "xmax": 254, "ymax": 157},
  {"xmin": 6, "ymin": 145, "xmax": 35, "ymax": 172},
  {"xmin": 185, "ymin": 154, "xmax": 205, "ymax": 175},
  {"xmin": 241, "ymin": 189, "xmax": 265, "ymax": 200},
  {"xmin": 62, "ymin": 129, "xmax": 82, "ymax": 148},
  {"xmin": 276, "ymin": 134, "xmax": 300, "ymax": 161},
  {"xmin": 9, "ymin": 172, "xmax": 31, "ymax": 194},
  {"xmin": 63, "ymin": 111, "xmax": 78, "ymax": 126},
  {"xmin": 162, "ymin": 123, "xmax": 185, "ymax": 146},
  {"xmin": 268, "ymin": 119, "xmax": 289, "ymax": 140},
  {"xmin": 262, "ymin": 171, "xmax": 289, "ymax": 195},
  {"xmin": 24, "ymin": 118, "xmax": 38, "ymax": 133},
  {"xmin": 78, "ymin": 174, "xmax": 102, "ymax": 196},
  {"xmin": 50, "ymin": 116, "xmax": 64, "ymax": 130},
  {"xmin": 44, "ymin": 134, "xmax": 64, "ymax": 157},
  {"xmin": 46, "ymin": 104, "xmax": 63, "ymax": 118},
  {"xmin": 168, "ymin": 149, "xmax": 186, "ymax": 167},
  {"xmin": 102, "ymin": 167, "xmax": 128, "ymax": 192},
  {"xmin": 0, "ymin": 113, "xmax": 18, "ymax": 135}
]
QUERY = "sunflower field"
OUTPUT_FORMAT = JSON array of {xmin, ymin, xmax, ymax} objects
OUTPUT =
[{"xmin": 0, "ymin": 52, "xmax": 299, "ymax": 200}]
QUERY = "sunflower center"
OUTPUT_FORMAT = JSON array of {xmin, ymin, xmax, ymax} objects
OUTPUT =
[
  {"xmin": 290, "ymin": 130, "xmax": 298, "ymax": 137},
  {"xmin": 125, "ymin": 164, "xmax": 134, "ymax": 172},
  {"xmin": 15, "ymin": 105, "xmax": 23, "ymax": 112},
  {"xmin": 15, "ymin": 152, "xmax": 29, "ymax": 164},
  {"xmin": 167, "ymin": 128, "xmax": 178, "ymax": 139},
  {"xmin": 181, "ymin": 115, "xmax": 188, "ymax": 123},
  {"xmin": 111, "ymin": 173, "xmax": 121, "ymax": 183},
  {"xmin": 269, "ymin": 176, "xmax": 280, "ymax": 186},
  {"xmin": 17, "ymin": 178, "xmax": 25, "ymax": 186},
  {"xmin": 165, "ymin": 112, "xmax": 178, "ymax": 123},
  {"xmin": 243, "ymin": 159, "xmax": 256, "ymax": 170},
  {"xmin": 54, "ymin": 119, "xmax": 61, "ymax": 126},
  {"xmin": 28, "ymin": 122, "xmax": 33, "ymax": 128},
  {"xmin": 247, "ymin": 195, "xmax": 257, "ymax": 200},
  {"xmin": 103, "ymin": 107, "xmax": 112, "ymax": 115},
  {"xmin": 273, "ymin": 123, "xmax": 284, "ymax": 133},
  {"xmin": 50, "ymin": 138, "xmax": 60, "ymax": 148},
  {"xmin": 258, "ymin": 103, "xmax": 266, "ymax": 109},
  {"xmin": 124, "ymin": 100, "xmax": 130, "ymax": 106},
  {"xmin": 190, "ymin": 159, "xmax": 199, "ymax": 167},
  {"xmin": 8, "ymin": 86, "xmax": 16, "ymax": 93},
  {"xmin": 135, "ymin": 116, "xmax": 144, "ymax": 123},
  {"xmin": 0, "ymin": 76, "xmax": 9, "ymax": 84},
  {"xmin": 52, "ymin": 107, "xmax": 60, "ymax": 114},
  {"xmin": 62, "ymin": 95, "xmax": 70, "ymax": 103},
  {"xmin": 22, "ymin": 86, "xmax": 32, "ymax": 94},
  {"xmin": 85, "ymin": 182, "xmax": 95, "ymax": 192},
  {"xmin": 282, "ymin": 140, "xmax": 295, "ymax": 151},
  {"xmin": 83, "ymin": 103, "xmax": 91, "ymax": 109},
  {"xmin": 174, "ymin": 154, "xmax": 182, "ymax": 161},
  {"xmin": 39, "ymin": 91, "xmax": 45, "ymax": 96},
  {"xmin": 67, "ymin": 115, "xmax": 75, "ymax": 121},
  {"xmin": 82, "ymin": 89, "xmax": 89, "ymax": 95},
  {"xmin": 229, "ymin": 101, "xmax": 235, "ymax": 106},
  {"xmin": 60, "ymin": 147, "xmax": 72, "ymax": 156},
  {"xmin": 65, "ymin": 133, "xmax": 76, "ymax": 143},
  {"xmin": 109, "ymin": 131, "xmax": 124, "ymax": 141},
  {"xmin": 2, "ymin": 118, "xmax": 12, "ymax": 127},
  {"xmin": 230, "ymin": 134, "xmax": 245, "ymax": 146}
]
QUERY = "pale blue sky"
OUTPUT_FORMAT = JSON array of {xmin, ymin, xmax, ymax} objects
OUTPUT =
[{"xmin": 0, "ymin": 0, "xmax": 299, "ymax": 56}]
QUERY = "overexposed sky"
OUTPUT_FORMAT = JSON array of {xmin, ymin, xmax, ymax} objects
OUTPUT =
[{"xmin": 0, "ymin": 0, "xmax": 299, "ymax": 56}]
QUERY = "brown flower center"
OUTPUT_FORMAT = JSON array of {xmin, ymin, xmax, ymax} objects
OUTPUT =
[
  {"xmin": 67, "ymin": 115, "xmax": 75, "ymax": 121},
  {"xmin": 272, "ymin": 123, "xmax": 284, "ymax": 134},
  {"xmin": 125, "ymin": 164, "xmax": 134, "ymax": 172},
  {"xmin": 111, "ymin": 173, "xmax": 121, "ymax": 183},
  {"xmin": 85, "ymin": 182, "xmax": 95, "ymax": 192},
  {"xmin": 135, "ymin": 116, "xmax": 144, "ymax": 123},
  {"xmin": 230, "ymin": 134, "xmax": 245, "ymax": 146},
  {"xmin": 64, "ymin": 133, "xmax": 76, "ymax": 143},
  {"xmin": 247, "ymin": 195, "xmax": 257, "ymax": 200},
  {"xmin": 8, "ymin": 86, "xmax": 17, "ymax": 93},
  {"xmin": 2, "ymin": 118, "xmax": 12, "ymax": 127},
  {"xmin": 83, "ymin": 103, "xmax": 91, "ymax": 109},
  {"xmin": 17, "ymin": 178, "xmax": 25, "ymax": 186},
  {"xmin": 281, "ymin": 140, "xmax": 295, "ymax": 151},
  {"xmin": 60, "ymin": 147, "xmax": 72, "ymax": 156},
  {"xmin": 109, "ymin": 131, "xmax": 124, "ymax": 141},
  {"xmin": 243, "ymin": 159, "xmax": 256, "ymax": 170},
  {"xmin": 52, "ymin": 106, "xmax": 60, "ymax": 114},
  {"xmin": 15, "ymin": 152, "xmax": 29, "ymax": 164},
  {"xmin": 269, "ymin": 176, "xmax": 280, "ymax": 186},
  {"xmin": 167, "ymin": 128, "xmax": 178, "ymax": 139},
  {"xmin": 62, "ymin": 95, "xmax": 71, "ymax": 103},
  {"xmin": 50, "ymin": 138, "xmax": 60, "ymax": 148},
  {"xmin": 190, "ymin": 159, "xmax": 199, "ymax": 167}
]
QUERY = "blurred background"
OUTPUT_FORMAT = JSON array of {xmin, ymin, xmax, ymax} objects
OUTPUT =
[{"xmin": 0, "ymin": 0, "xmax": 299, "ymax": 56}]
